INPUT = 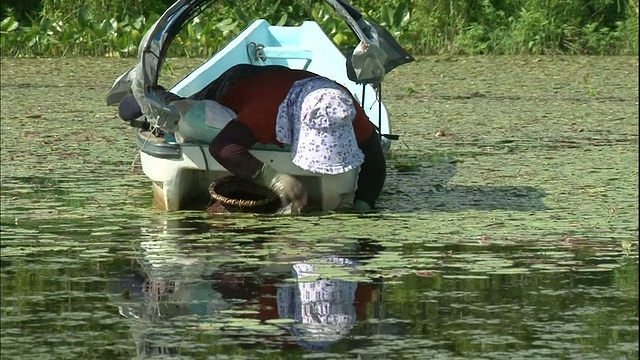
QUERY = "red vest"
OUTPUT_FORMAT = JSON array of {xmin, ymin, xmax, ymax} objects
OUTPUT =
[{"xmin": 218, "ymin": 68, "xmax": 374, "ymax": 145}]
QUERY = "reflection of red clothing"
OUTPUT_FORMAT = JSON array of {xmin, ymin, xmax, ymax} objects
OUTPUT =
[
  {"xmin": 218, "ymin": 68, "xmax": 374, "ymax": 145},
  {"xmin": 215, "ymin": 274, "xmax": 375, "ymax": 350}
]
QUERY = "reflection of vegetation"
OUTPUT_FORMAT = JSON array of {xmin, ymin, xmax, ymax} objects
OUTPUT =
[
  {"xmin": 613, "ymin": 257, "xmax": 639, "ymax": 299},
  {"xmin": 1, "ymin": 232, "xmax": 637, "ymax": 358},
  {"xmin": 378, "ymin": 259, "xmax": 638, "ymax": 358},
  {"xmin": 0, "ymin": 257, "xmax": 137, "ymax": 359}
]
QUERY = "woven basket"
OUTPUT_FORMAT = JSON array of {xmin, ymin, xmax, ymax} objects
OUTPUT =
[{"xmin": 209, "ymin": 176, "xmax": 281, "ymax": 213}]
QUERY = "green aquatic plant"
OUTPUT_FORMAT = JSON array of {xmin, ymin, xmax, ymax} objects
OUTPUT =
[{"xmin": 0, "ymin": 55, "xmax": 638, "ymax": 359}]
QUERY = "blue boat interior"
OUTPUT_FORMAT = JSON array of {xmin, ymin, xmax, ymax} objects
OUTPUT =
[{"xmin": 162, "ymin": 20, "xmax": 391, "ymax": 151}]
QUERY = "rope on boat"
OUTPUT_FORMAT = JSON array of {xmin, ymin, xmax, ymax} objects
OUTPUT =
[{"xmin": 131, "ymin": 128, "xmax": 155, "ymax": 172}]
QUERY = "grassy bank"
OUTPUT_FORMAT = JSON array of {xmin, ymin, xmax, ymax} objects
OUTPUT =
[{"xmin": 1, "ymin": 0, "xmax": 638, "ymax": 57}]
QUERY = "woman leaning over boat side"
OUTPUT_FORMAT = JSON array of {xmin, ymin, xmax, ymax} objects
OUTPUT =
[
  {"xmin": 118, "ymin": 65, "xmax": 386, "ymax": 213},
  {"xmin": 210, "ymin": 65, "xmax": 386, "ymax": 213}
]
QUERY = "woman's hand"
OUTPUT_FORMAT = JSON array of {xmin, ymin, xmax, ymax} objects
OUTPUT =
[{"xmin": 255, "ymin": 165, "xmax": 307, "ymax": 212}]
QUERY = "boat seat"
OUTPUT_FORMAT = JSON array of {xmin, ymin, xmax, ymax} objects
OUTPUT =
[{"xmin": 248, "ymin": 43, "xmax": 312, "ymax": 70}]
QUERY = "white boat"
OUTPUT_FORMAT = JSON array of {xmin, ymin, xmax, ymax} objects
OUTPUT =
[{"xmin": 106, "ymin": 0, "xmax": 414, "ymax": 211}]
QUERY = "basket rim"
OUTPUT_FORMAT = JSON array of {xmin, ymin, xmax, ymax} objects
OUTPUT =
[{"xmin": 209, "ymin": 176, "xmax": 279, "ymax": 208}]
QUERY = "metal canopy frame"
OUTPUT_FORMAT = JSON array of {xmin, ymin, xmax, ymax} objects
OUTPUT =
[{"xmin": 107, "ymin": 0, "xmax": 415, "ymax": 132}]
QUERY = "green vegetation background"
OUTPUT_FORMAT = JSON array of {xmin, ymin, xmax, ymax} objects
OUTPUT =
[{"xmin": 1, "ymin": 0, "xmax": 638, "ymax": 57}]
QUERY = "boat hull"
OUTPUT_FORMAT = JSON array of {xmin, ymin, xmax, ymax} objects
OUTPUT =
[{"xmin": 138, "ymin": 130, "xmax": 360, "ymax": 211}]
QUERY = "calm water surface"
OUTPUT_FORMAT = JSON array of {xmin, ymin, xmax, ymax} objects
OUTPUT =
[{"xmin": 1, "ymin": 56, "xmax": 638, "ymax": 359}]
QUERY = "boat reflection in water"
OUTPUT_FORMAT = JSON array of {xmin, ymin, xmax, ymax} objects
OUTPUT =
[{"xmin": 109, "ymin": 223, "xmax": 384, "ymax": 357}]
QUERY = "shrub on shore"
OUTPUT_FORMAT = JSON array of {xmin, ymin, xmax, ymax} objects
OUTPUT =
[{"xmin": 1, "ymin": 0, "xmax": 637, "ymax": 57}]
